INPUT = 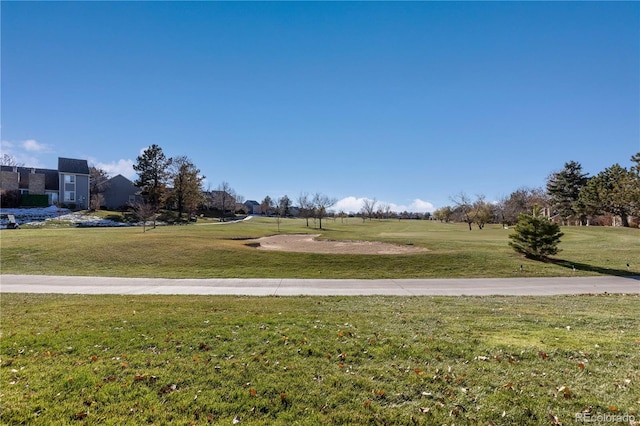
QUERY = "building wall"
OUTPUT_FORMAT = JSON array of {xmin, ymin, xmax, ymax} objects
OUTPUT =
[
  {"xmin": 103, "ymin": 175, "xmax": 140, "ymax": 210},
  {"xmin": 28, "ymin": 173, "xmax": 46, "ymax": 194},
  {"xmin": 0, "ymin": 171, "xmax": 19, "ymax": 191},
  {"xmin": 76, "ymin": 175, "xmax": 89, "ymax": 209},
  {"xmin": 59, "ymin": 173, "xmax": 90, "ymax": 209}
]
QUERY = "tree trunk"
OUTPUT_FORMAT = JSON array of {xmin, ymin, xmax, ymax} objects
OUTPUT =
[{"xmin": 621, "ymin": 214, "xmax": 629, "ymax": 227}]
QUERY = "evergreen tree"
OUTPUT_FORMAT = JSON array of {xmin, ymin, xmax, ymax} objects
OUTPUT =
[
  {"xmin": 509, "ymin": 206, "xmax": 564, "ymax": 259},
  {"xmin": 546, "ymin": 161, "xmax": 588, "ymax": 224},
  {"xmin": 133, "ymin": 144, "xmax": 172, "ymax": 210},
  {"xmin": 579, "ymin": 163, "xmax": 636, "ymax": 227}
]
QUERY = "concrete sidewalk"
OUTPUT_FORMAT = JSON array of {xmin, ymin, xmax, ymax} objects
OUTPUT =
[{"xmin": 1, "ymin": 274, "xmax": 638, "ymax": 296}]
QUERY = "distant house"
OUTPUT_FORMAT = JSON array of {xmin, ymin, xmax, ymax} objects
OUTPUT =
[
  {"xmin": 243, "ymin": 200, "xmax": 260, "ymax": 215},
  {"xmin": 0, "ymin": 157, "xmax": 90, "ymax": 209},
  {"xmin": 102, "ymin": 174, "xmax": 142, "ymax": 210}
]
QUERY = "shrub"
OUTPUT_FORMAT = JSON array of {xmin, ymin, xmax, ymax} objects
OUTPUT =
[
  {"xmin": 0, "ymin": 190, "xmax": 21, "ymax": 208},
  {"xmin": 508, "ymin": 206, "xmax": 564, "ymax": 259}
]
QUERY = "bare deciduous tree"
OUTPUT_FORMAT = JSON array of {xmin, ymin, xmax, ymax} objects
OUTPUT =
[
  {"xmin": 297, "ymin": 192, "xmax": 314, "ymax": 227},
  {"xmin": 360, "ymin": 198, "xmax": 377, "ymax": 222},
  {"xmin": 131, "ymin": 200, "xmax": 157, "ymax": 232},
  {"xmin": 1, "ymin": 154, "xmax": 23, "ymax": 167},
  {"xmin": 89, "ymin": 166, "xmax": 110, "ymax": 211},
  {"xmin": 312, "ymin": 192, "xmax": 337, "ymax": 230}
]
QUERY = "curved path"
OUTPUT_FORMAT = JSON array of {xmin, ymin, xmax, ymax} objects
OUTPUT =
[{"xmin": 1, "ymin": 274, "xmax": 638, "ymax": 296}]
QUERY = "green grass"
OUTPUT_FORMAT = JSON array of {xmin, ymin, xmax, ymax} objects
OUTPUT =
[
  {"xmin": 1, "ymin": 294, "xmax": 638, "ymax": 425},
  {"xmin": 1, "ymin": 216, "xmax": 638, "ymax": 278}
]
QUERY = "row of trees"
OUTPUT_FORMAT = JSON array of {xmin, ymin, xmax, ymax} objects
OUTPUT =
[
  {"xmin": 131, "ymin": 145, "xmax": 340, "ymax": 228},
  {"xmin": 432, "ymin": 152, "xmax": 639, "ymax": 229},
  {"xmin": 257, "ymin": 193, "xmax": 338, "ymax": 230},
  {"xmin": 131, "ymin": 144, "xmax": 205, "ymax": 219},
  {"xmin": 547, "ymin": 153, "xmax": 639, "ymax": 227}
]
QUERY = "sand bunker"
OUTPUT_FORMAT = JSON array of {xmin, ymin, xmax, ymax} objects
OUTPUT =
[{"xmin": 246, "ymin": 234, "xmax": 428, "ymax": 255}]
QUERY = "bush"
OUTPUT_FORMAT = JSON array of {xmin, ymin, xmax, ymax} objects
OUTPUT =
[
  {"xmin": 0, "ymin": 190, "xmax": 21, "ymax": 208},
  {"xmin": 20, "ymin": 194, "xmax": 49, "ymax": 207},
  {"xmin": 508, "ymin": 207, "xmax": 564, "ymax": 259}
]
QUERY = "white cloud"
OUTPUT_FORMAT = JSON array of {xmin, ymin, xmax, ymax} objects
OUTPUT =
[
  {"xmin": 333, "ymin": 196, "xmax": 435, "ymax": 214},
  {"xmin": 0, "ymin": 139, "xmax": 49, "ymax": 168},
  {"xmin": 22, "ymin": 139, "xmax": 52, "ymax": 152},
  {"xmin": 407, "ymin": 199, "xmax": 435, "ymax": 213},
  {"xmin": 333, "ymin": 196, "xmax": 372, "ymax": 214},
  {"xmin": 90, "ymin": 158, "xmax": 136, "ymax": 180}
]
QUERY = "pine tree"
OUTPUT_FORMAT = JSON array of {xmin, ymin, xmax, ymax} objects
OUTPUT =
[
  {"xmin": 546, "ymin": 161, "xmax": 588, "ymax": 224},
  {"xmin": 133, "ymin": 144, "xmax": 172, "ymax": 210},
  {"xmin": 508, "ymin": 206, "xmax": 564, "ymax": 259}
]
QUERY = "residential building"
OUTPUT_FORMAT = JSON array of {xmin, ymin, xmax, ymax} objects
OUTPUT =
[
  {"xmin": 243, "ymin": 200, "xmax": 260, "ymax": 215},
  {"xmin": 102, "ymin": 174, "xmax": 142, "ymax": 210},
  {"xmin": 0, "ymin": 157, "xmax": 90, "ymax": 209}
]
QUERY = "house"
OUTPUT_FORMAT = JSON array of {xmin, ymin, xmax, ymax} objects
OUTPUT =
[
  {"xmin": 0, "ymin": 157, "xmax": 90, "ymax": 209},
  {"xmin": 102, "ymin": 174, "xmax": 142, "ymax": 210},
  {"xmin": 243, "ymin": 200, "xmax": 260, "ymax": 215},
  {"xmin": 58, "ymin": 157, "xmax": 90, "ymax": 209}
]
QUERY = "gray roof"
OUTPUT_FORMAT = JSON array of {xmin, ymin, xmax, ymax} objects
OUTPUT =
[{"xmin": 58, "ymin": 157, "xmax": 89, "ymax": 175}]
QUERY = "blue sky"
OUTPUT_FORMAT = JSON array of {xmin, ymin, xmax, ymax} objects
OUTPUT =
[{"xmin": 2, "ymin": 1, "xmax": 638, "ymax": 213}]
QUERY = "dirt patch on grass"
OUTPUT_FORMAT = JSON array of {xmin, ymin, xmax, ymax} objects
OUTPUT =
[{"xmin": 246, "ymin": 234, "xmax": 428, "ymax": 255}]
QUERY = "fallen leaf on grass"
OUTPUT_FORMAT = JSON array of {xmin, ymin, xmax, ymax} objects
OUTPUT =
[
  {"xmin": 557, "ymin": 386, "xmax": 571, "ymax": 399},
  {"xmin": 159, "ymin": 384, "xmax": 177, "ymax": 395}
]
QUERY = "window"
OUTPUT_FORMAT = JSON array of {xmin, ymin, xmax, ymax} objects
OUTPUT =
[
  {"xmin": 65, "ymin": 191, "xmax": 75, "ymax": 202},
  {"xmin": 64, "ymin": 175, "xmax": 75, "ymax": 184}
]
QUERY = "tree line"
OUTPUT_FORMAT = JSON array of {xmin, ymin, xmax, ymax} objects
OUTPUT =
[
  {"xmin": 116, "ymin": 144, "xmax": 340, "ymax": 229},
  {"xmin": 433, "ymin": 152, "xmax": 640, "ymax": 229}
]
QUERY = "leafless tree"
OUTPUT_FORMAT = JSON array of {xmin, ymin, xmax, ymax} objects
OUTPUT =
[
  {"xmin": 89, "ymin": 166, "xmax": 110, "ymax": 211},
  {"xmin": 216, "ymin": 181, "xmax": 236, "ymax": 221},
  {"xmin": 1, "ymin": 154, "xmax": 23, "ymax": 167},
  {"xmin": 297, "ymin": 192, "xmax": 314, "ymax": 227},
  {"xmin": 360, "ymin": 198, "xmax": 377, "ymax": 222},
  {"xmin": 312, "ymin": 192, "xmax": 337, "ymax": 230},
  {"xmin": 131, "ymin": 200, "xmax": 157, "ymax": 232},
  {"xmin": 450, "ymin": 192, "xmax": 477, "ymax": 230}
]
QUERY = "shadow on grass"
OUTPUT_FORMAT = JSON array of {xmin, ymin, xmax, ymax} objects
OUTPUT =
[{"xmin": 550, "ymin": 258, "xmax": 639, "ymax": 279}]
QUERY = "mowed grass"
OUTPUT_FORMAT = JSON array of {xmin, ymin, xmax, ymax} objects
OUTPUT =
[
  {"xmin": 0, "ymin": 216, "xmax": 638, "ymax": 278},
  {"xmin": 1, "ymin": 294, "xmax": 638, "ymax": 425}
]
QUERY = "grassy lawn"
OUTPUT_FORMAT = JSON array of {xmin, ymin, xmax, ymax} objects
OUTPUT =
[
  {"xmin": 1, "ymin": 294, "xmax": 638, "ymax": 425},
  {"xmin": 0, "ymin": 216, "xmax": 638, "ymax": 278}
]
